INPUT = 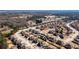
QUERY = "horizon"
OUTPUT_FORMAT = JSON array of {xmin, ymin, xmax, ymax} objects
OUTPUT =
[{"xmin": 0, "ymin": 10, "xmax": 79, "ymax": 15}]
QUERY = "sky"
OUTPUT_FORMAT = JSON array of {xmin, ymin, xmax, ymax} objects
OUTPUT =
[{"xmin": 0, "ymin": 0, "xmax": 79, "ymax": 10}]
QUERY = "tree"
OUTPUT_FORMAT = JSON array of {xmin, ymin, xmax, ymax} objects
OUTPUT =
[{"xmin": 36, "ymin": 19, "xmax": 42, "ymax": 24}]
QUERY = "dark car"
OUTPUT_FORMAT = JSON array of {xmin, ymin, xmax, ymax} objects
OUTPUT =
[
  {"xmin": 37, "ymin": 42, "xmax": 42, "ymax": 47},
  {"xmin": 56, "ymin": 40, "xmax": 64, "ymax": 46},
  {"xmin": 48, "ymin": 37, "xmax": 55, "ymax": 42},
  {"xmin": 59, "ymin": 34, "xmax": 64, "ymax": 39},
  {"xmin": 32, "ymin": 39, "xmax": 37, "ymax": 44},
  {"xmin": 17, "ymin": 43, "xmax": 22, "ymax": 49},
  {"xmin": 64, "ymin": 44, "xmax": 72, "ymax": 49}
]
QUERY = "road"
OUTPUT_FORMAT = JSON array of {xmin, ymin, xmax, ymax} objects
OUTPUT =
[
  {"xmin": 64, "ymin": 20, "xmax": 79, "ymax": 43},
  {"xmin": 14, "ymin": 27, "xmax": 41, "ymax": 49}
]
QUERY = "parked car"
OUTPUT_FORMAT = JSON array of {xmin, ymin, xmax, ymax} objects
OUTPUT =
[
  {"xmin": 56, "ymin": 40, "xmax": 64, "ymax": 46},
  {"xmin": 64, "ymin": 44, "xmax": 72, "ymax": 49}
]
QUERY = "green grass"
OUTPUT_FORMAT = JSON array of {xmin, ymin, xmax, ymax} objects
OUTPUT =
[{"xmin": 0, "ymin": 34, "xmax": 7, "ymax": 49}]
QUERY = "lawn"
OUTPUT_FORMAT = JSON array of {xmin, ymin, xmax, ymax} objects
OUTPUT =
[{"xmin": 0, "ymin": 34, "xmax": 7, "ymax": 49}]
